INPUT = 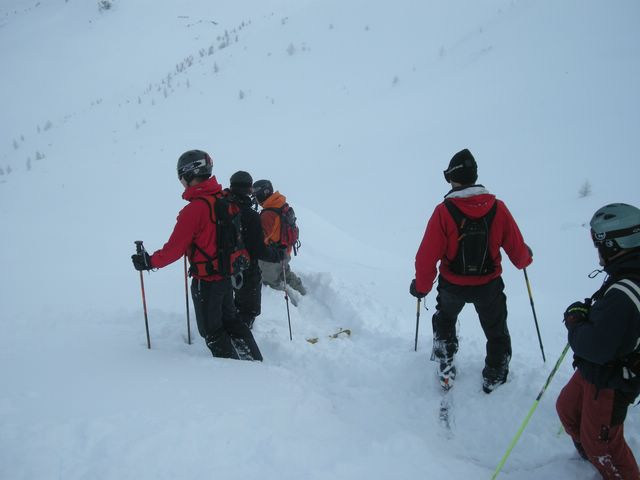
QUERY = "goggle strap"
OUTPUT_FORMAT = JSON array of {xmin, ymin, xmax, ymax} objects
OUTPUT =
[{"xmin": 592, "ymin": 224, "xmax": 640, "ymax": 243}]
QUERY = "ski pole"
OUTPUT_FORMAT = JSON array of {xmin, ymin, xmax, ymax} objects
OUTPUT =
[
  {"xmin": 491, "ymin": 343, "xmax": 570, "ymax": 479},
  {"xmin": 184, "ymin": 255, "xmax": 192, "ymax": 345},
  {"xmin": 134, "ymin": 240, "xmax": 151, "ymax": 349},
  {"xmin": 414, "ymin": 298, "xmax": 421, "ymax": 351},
  {"xmin": 282, "ymin": 260, "xmax": 293, "ymax": 341},
  {"xmin": 524, "ymin": 268, "xmax": 546, "ymax": 362}
]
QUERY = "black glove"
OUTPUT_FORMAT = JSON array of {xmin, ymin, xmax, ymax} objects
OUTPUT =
[
  {"xmin": 131, "ymin": 251, "xmax": 152, "ymax": 271},
  {"xmin": 526, "ymin": 244, "xmax": 533, "ymax": 258},
  {"xmin": 563, "ymin": 300, "xmax": 590, "ymax": 327},
  {"xmin": 409, "ymin": 279, "xmax": 427, "ymax": 299}
]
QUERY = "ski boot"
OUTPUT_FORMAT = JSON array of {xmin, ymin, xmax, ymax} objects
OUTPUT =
[{"xmin": 482, "ymin": 355, "xmax": 510, "ymax": 394}]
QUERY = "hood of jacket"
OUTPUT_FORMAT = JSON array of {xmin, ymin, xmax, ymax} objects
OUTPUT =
[
  {"xmin": 444, "ymin": 184, "xmax": 496, "ymax": 219},
  {"xmin": 261, "ymin": 191, "xmax": 286, "ymax": 209},
  {"xmin": 182, "ymin": 176, "xmax": 222, "ymax": 201}
]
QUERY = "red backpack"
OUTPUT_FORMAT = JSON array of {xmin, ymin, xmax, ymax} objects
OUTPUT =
[
  {"xmin": 263, "ymin": 203, "xmax": 301, "ymax": 255},
  {"xmin": 189, "ymin": 192, "xmax": 251, "ymax": 277}
]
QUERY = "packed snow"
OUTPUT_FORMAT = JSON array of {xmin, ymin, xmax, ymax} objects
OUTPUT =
[{"xmin": 1, "ymin": 0, "xmax": 639, "ymax": 479}]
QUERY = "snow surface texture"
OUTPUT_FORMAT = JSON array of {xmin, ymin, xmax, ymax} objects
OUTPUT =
[{"xmin": 1, "ymin": 0, "xmax": 639, "ymax": 479}]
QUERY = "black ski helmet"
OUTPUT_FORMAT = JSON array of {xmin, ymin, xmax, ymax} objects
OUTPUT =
[
  {"xmin": 230, "ymin": 171, "xmax": 253, "ymax": 196},
  {"xmin": 590, "ymin": 203, "xmax": 640, "ymax": 261},
  {"xmin": 443, "ymin": 149, "xmax": 478, "ymax": 185},
  {"xmin": 252, "ymin": 179, "xmax": 274, "ymax": 204},
  {"xmin": 177, "ymin": 149, "xmax": 213, "ymax": 183}
]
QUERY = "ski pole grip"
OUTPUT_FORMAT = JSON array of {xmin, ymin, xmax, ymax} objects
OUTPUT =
[{"xmin": 135, "ymin": 240, "xmax": 144, "ymax": 254}]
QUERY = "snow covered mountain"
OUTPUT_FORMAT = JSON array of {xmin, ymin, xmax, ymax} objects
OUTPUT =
[{"xmin": 1, "ymin": 1, "xmax": 639, "ymax": 478}]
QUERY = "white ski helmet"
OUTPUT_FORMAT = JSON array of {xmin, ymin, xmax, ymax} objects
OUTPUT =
[{"xmin": 590, "ymin": 203, "xmax": 640, "ymax": 260}]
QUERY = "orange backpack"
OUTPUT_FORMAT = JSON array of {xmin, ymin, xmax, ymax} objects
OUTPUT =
[{"xmin": 263, "ymin": 203, "xmax": 301, "ymax": 255}]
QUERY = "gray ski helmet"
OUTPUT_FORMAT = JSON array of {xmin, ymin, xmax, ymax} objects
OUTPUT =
[
  {"xmin": 590, "ymin": 203, "xmax": 640, "ymax": 260},
  {"xmin": 230, "ymin": 170, "xmax": 253, "ymax": 196},
  {"xmin": 252, "ymin": 179, "xmax": 273, "ymax": 204},
  {"xmin": 177, "ymin": 150, "xmax": 213, "ymax": 183}
]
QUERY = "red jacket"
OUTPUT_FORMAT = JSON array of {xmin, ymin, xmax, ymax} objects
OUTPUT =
[
  {"xmin": 150, "ymin": 176, "xmax": 224, "ymax": 281},
  {"xmin": 415, "ymin": 186, "xmax": 532, "ymax": 294}
]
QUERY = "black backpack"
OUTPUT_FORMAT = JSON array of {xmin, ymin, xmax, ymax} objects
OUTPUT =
[
  {"xmin": 189, "ymin": 192, "xmax": 251, "ymax": 278},
  {"xmin": 444, "ymin": 200, "xmax": 497, "ymax": 276}
]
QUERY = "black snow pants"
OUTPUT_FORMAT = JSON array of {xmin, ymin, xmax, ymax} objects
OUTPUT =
[
  {"xmin": 233, "ymin": 264, "xmax": 262, "ymax": 328},
  {"xmin": 431, "ymin": 276, "xmax": 510, "ymax": 369},
  {"xmin": 191, "ymin": 277, "xmax": 263, "ymax": 361}
]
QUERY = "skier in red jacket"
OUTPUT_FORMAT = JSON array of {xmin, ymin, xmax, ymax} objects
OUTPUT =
[
  {"xmin": 131, "ymin": 150, "xmax": 262, "ymax": 361},
  {"xmin": 410, "ymin": 149, "xmax": 532, "ymax": 393}
]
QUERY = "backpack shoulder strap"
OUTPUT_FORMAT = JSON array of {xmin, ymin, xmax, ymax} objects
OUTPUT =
[
  {"xmin": 604, "ymin": 278, "xmax": 640, "ymax": 378},
  {"xmin": 605, "ymin": 278, "xmax": 640, "ymax": 315},
  {"xmin": 485, "ymin": 201, "xmax": 498, "ymax": 225},
  {"xmin": 192, "ymin": 196, "xmax": 216, "ymax": 223},
  {"xmin": 189, "ymin": 196, "xmax": 219, "ymax": 261},
  {"xmin": 444, "ymin": 200, "xmax": 464, "ymax": 230}
]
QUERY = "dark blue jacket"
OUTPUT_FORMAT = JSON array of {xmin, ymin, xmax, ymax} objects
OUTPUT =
[
  {"xmin": 568, "ymin": 250, "xmax": 640, "ymax": 395},
  {"xmin": 229, "ymin": 192, "xmax": 279, "ymax": 266}
]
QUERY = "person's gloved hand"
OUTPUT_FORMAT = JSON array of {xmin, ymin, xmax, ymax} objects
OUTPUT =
[
  {"xmin": 409, "ymin": 279, "xmax": 427, "ymax": 299},
  {"xmin": 131, "ymin": 251, "xmax": 153, "ymax": 271},
  {"xmin": 526, "ymin": 244, "xmax": 533, "ymax": 258},
  {"xmin": 563, "ymin": 300, "xmax": 590, "ymax": 327}
]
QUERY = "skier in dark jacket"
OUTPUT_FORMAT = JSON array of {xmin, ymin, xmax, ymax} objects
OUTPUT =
[
  {"xmin": 556, "ymin": 203, "xmax": 640, "ymax": 479},
  {"xmin": 410, "ymin": 149, "xmax": 532, "ymax": 393},
  {"xmin": 227, "ymin": 171, "xmax": 284, "ymax": 328},
  {"xmin": 131, "ymin": 150, "xmax": 262, "ymax": 361}
]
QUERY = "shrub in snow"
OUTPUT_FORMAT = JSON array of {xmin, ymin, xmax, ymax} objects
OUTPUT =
[
  {"xmin": 578, "ymin": 180, "xmax": 592, "ymax": 198},
  {"xmin": 98, "ymin": 0, "xmax": 113, "ymax": 11}
]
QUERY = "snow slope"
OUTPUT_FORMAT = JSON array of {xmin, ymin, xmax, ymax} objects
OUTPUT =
[{"xmin": 1, "ymin": 1, "xmax": 639, "ymax": 478}]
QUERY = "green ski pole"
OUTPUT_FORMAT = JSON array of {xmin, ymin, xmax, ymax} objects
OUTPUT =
[{"xmin": 491, "ymin": 343, "xmax": 570, "ymax": 479}]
